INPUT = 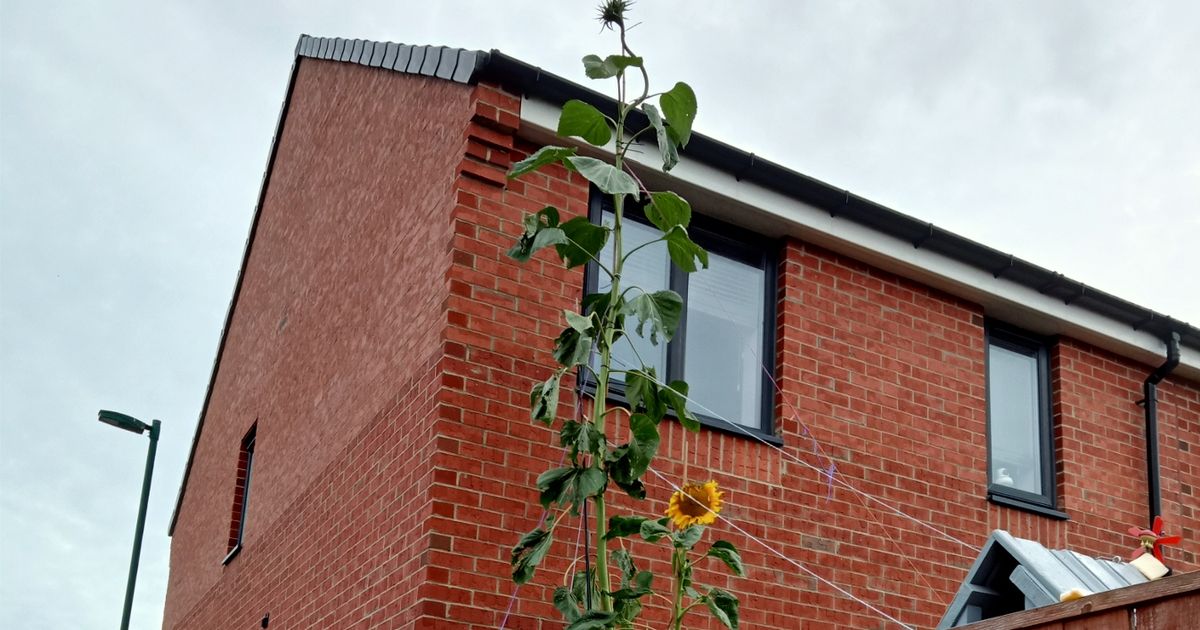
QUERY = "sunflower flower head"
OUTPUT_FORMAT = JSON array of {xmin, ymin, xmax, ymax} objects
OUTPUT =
[
  {"xmin": 666, "ymin": 480, "xmax": 723, "ymax": 529},
  {"xmin": 596, "ymin": 0, "xmax": 633, "ymax": 30}
]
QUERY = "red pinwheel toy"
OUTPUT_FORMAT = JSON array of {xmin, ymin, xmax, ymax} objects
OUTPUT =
[{"xmin": 1127, "ymin": 516, "xmax": 1182, "ymax": 562}]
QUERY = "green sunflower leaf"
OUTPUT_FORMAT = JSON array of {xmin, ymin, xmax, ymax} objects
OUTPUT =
[
  {"xmin": 628, "ymin": 413, "xmax": 660, "ymax": 478},
  {"xmin": 660, "ymin": 82, "xmax": 697, "ymax": 147},
  {"xmin": 639, "ymin": 518, "xmax": 671, "ymax": 543},
  {"xmin": 565, "ymin": 610, "xmax": 618, "ymax": 630},
  {"xmin": 663, "ymin": 225, "xmax": 709, "ymax": 273},
  {"xmin": 566, "ymin": 156, "xmax": 638, "ymax": 196},
  {"xmin": 558, "ymin": 99, "xmax": 612, "ymax": 146},
  {"xmin": 643, "ymin": 103, "xmax": 679, "ymax": 171},
  {"xmin": 511, "ymin": 527, "xmax": 553, "ymax": 584},
  {"xmin": 555, "ymin": 216, "xmax": 609, "ymax": 268},
  {"xmin": 707, "ymin": 540, "xmax": 746, "ymax": 576},
  {"xmin": 582, "ymin": 53, "xmax": 643, "ymax": 79},
  {"xmin": 620, "ymin": 289, "xmax": 683, "ymax": 345},
  {"xmin": 705, "ymin": 588, "xmax": 740, "ymax": 629},
  {"xmin": 529, "ymin": 371, "xmax": 562, "ymax": 424},
  {"xmin": 604, "ymin": 515, "xmax": 649, "ymax": 540},
  {"xmin": 509, "ymin": 145, "xmax": 577, "ymax": 179},
  {"xmin": 553, "ymin": 586, "xmax": 582, "ymax": 623}
]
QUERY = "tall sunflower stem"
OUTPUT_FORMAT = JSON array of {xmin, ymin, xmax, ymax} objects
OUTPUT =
[
  {"xmin": 670, "ymin": 546, "xmax": 686, "ymax": 630},
  {"xmin": 590, "ymin": 23, "xmax": 634, "ymax": 613}
]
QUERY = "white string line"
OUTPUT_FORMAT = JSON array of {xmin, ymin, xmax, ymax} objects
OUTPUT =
[
  {"xmin": 608, "ymin": 353, "xmax": 972, "ymax": 551},
  {"xmin": 647, "ymin": 467, "xmax": 915, "ymax": 630}
]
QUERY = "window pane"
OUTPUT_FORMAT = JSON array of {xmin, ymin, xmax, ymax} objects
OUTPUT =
[
  {"xmin": 988, "ymin": 343, "xmax": 1042, "ymax": 494},
  {"xmin": 598, "ymin": 212, "xmax": 669, "ymax": 379},
  {"xmin": 683, "ymin": 252, "xmax": 765, "ymax": 428}
]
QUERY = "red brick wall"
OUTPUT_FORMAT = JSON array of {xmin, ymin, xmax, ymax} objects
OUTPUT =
[
  {"xmin": 418, "ymin": 81, "xmax": 1200, "ymax": 629},
  {"xmin": 165, "ymin": 63, "xmax": 1200, "ymax": 630},
  {"xmin": 164, "ymin": 57, "xmax": 475, "ymax": 628}
]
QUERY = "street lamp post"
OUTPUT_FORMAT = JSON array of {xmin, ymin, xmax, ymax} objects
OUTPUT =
[{"xmin": 98, "ymin": 410, "xmax": 161, "ymax": 630}]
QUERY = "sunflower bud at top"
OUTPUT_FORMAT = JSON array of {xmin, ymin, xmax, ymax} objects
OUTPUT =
[{"xmin": 597, "ymin": 0, "xmax": 633, "ymax": 30}]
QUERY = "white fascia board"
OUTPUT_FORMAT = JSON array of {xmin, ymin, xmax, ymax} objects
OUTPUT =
[{"xmin": 519, "ymin": 96, "xmax": 1199, "ymax": 381}]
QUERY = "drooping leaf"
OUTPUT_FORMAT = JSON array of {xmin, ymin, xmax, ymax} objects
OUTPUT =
[
  {"xmin": 564, "ymin": 309, "xmax": 595, "ymax": 334},
  {"xmin": 624, "ymin": 368, "xmax": 666, "ymax": 421},
  {"xmin": 553, "ymin": 586, "xmax": 583, "ymax": 623},
  {"xmin": 556, "ymin": 216, "xmax": 609, "ymax": 268},
  {"xmin": 530, "ymin": 372, "xmax": 562, "ymax": 424},
  {"xmin": 646, "ymin": 191, "xmax": 692, "ymax": 231},
  {"xmin": 604, "ymin": 515, "xmax": 649, "ymax": 540},
  {"xmin": 662, "ymin": 380, "xmax": 701, "ymax": 432},
  {"xmin": 511, "ymin": 528, "xmax": 553, "ymax": 584},
  {"xmin": 663, "ymin": 225, "xmax": 709, "ymax": 272},
  {"xmin": 553, "ymin": 326, "xmax": 593, "ymax": 368},
  {"xmin": 572, "ymin": 569, "xmax": 597, "ymax": 610},
  {"xmin": 639, "ymin": 517, "xmax": 671, "ymax": 542},
  {"xmin": 509, "ymin": 145, "xmax": 577, "ymax": 179},
  {"xmin": 536, "ymin": 467, "xmax": 576, "ymax": 509},
  {"xmin": 706, "ymin": 540, "xmax": 746, "ymax": 577},
  {"xmin": 605, "ymin": 446, "xmax": 647, "ymax": 500},
  {"xmin": 508, "ymin": 206, "xmax": 565, "ymax": 262},
  {"xmin": 613, "ymin": 597, "xmax": 642, "ymax": 624},
  {"xmin": 566, "ymin": 156, "xmax": 638, "ymax": 196},
  {"xmin": 558, "ymin": 100, "xmax": 612, "ymax": 146},
  {"xmin": 705, "ymin": 588, "xmax": 740, "ymax": 629},
  {"xmin": 608, "ymin": 582, "xmax": 652, "ymax": 600},
  {"xmin": 642, "ymin": 103, "xmax": 679, "ymax": 171},
  {"xmin": 628, "ymin": 413, "xmax": 660, "ymax": 478},
  {"xmin": 620, "ymin": 289, "xmax": 683, "ymax": 345},
  {"xmin": 561, "ymin": 420, "xmax": 604, "ymax": 460},
  {"xmin": 612, "ymin": 549, "xmax": 636, "ymax": 584},
  {"xmin": 660, "ymin": 82, "xmax": 697, "ymax": 147},
  {"xmin": 575, "ymin": 466, "xmax": 608, "ymax": 503},
  {"xmin": 565, "ymin": 610, "xmax": 618, "ymax": 630},
  {"xmin": 582, "ymin": 53, "xmax": 643, "ymax": 79},
  {"xmin": 673, "ymin": 524, "xmax": 705, "ymax": 550},
  {"xmin": 582, "ymin": 424, "xmax": 605, "ymax": 458},
  {"xmin": 582, "ymin": 291, "xmax": 624, "ymax": 346}
]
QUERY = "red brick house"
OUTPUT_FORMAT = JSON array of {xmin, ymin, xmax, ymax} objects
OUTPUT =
[{"xmin": 163, "ymin": 35, "xmax": 1200, "ymax": 629}]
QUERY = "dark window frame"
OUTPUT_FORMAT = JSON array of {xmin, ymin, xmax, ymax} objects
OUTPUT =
[
  {"xmin": 583, "ymin": 189, "xmax": 780, "ymax": 444},
  {"xmin": 223, "ymin": 425, "xmax": 257, "ymax": 564},
  {"xmin": 984, "ymin": 322, "xmax": 1065, "ymax": 519}
]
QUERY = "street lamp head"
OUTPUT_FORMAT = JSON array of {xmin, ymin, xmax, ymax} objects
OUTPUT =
[{"xmin": 98, "ymin": 409, "xmax": 150, "ymax": 435}]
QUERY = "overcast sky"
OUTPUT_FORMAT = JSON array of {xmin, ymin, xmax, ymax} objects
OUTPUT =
[{"xmin": 1, "ymin": 1, "xmax": 1197, "ymax": 628}]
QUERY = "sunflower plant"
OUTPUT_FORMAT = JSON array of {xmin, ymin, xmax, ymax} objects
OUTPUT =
[{"xmin": 505, "ymin": 2, "xmax": 743, "ymax": 629}]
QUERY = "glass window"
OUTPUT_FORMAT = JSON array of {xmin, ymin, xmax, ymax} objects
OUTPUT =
[
  {"xmin": 684, "ymin": 253, "xmax": 765, "ymax": 427},
  {"xmin": 986, "ymin": 325, "xmax": 1055, "ymax": 510},
  {"xmin": 590, "ymin": 199, "xmax": 776, "ymax": 436}
]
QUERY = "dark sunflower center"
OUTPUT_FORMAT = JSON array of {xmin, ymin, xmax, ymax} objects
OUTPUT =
[{"xmin": 679, "ymin": 488, "xmax": 712, "ymax": 517}]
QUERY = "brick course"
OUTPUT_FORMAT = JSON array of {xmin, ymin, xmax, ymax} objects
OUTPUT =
[{"xmin": 165, "ymin": 60, "xmax": 1199, "ymax": 629}]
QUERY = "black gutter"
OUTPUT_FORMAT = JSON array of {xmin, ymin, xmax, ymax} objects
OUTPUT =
[
  {"xmin": 1138, "ymin": 332, "xmax": 1181, "ymax": 528},
  {"xmin": 480, "ymin": 50, "xmax": 1200, "ymax": 354}
]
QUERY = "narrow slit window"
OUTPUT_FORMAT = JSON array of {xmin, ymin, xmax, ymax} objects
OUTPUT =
[{"xmin": 224, "ymin": 425, "xmax": 256, "ymax": 563}]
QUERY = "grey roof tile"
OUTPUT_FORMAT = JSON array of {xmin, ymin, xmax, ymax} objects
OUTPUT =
[
  {"xmin": 295, "ymin": 36, "xmax": 489, "ymax": 86},
  {"xmin": 393, "ymin": 45, "xmax": 412, "ymax": 72},
  {"xmin": 420, "ymin": 46, "xmax": 441, "ymax": 76},
  {"xmin": 435, "ymin": 46, "xmax": 457, "ymax": 79},
  {"xmin": 406, "ymin": 46, "xmax": 425, "ymax": 73},
  {"xmin": 382, "ymin": 42, "xmax": 398, "ymax": 68}
]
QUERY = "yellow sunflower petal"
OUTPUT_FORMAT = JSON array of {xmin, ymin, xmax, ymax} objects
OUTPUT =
[{"xmin": 666, "ymin": 480, "xmax": 723, "ymax": 529}]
